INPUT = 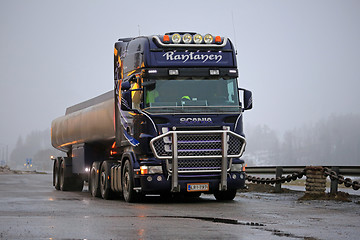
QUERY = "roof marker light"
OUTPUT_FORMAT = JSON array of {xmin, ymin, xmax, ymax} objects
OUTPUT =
[
  {"xmin": 215, "ymin": 36, "xmax": 222, "ymax": 43},
  {"xmin": 163, "ymin": 35, "xmax": 170, "ymax": 43}
]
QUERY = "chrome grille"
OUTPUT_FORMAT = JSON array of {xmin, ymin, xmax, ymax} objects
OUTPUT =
[
  {"xmin": 151, "ymin": 130, "xmax": 245, "ymax": 159},
  {"xmin": 150, "ymin": 130, "xmax": 246, "ymax": 173},
  {"xmin": 166, "ymin": 158, "xmax": 227, "ymax": 172}
]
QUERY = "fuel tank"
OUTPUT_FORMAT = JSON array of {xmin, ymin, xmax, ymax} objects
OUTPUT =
[{"xmin": 51, "ymin": 91, "xmax": 115, "ymax": 152}]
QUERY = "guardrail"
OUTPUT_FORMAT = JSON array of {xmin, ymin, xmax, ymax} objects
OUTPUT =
[{"xmin": 245, "ymin": 166, "xmax": 360, "ymax": 194}]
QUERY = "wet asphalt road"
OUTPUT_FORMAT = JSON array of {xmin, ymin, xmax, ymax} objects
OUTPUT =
[{"xmin": 0, "ymin": 173, "xmax": 359, "ymax": 240}]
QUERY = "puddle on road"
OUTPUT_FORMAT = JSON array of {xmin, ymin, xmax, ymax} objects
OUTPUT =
[
  {"xmin": 107, "ymin": 215, "xmax": 317, "ymax": 239},
  {"xmin": 161, "ymin": 215, "xmax": 265, "ymax": 226}
]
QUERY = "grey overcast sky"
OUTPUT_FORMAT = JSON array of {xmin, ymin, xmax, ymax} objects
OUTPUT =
[{"xmin": 1, "ymin": 0, "xmax": 360, "ymax": 149}]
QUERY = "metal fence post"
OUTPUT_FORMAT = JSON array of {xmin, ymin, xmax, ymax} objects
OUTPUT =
[
  {"xmin": 275, "ymin": 166, "xmax": 283, "ymax": 193},
  {"xmin": 330, "ymin": 166, "xmax": 339, "ymax": 195}
]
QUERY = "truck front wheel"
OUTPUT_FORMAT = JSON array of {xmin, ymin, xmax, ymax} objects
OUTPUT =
[
  {"xmin": 122, "ymin": 160, "xmax": 139, "ymax": 203},
  {"xmin": 214, "ymin": 189, "xmax": 237, "ymax": 201},
  {"xmin": 59, "ymin": 159, "xmax": 83, "ymax": 192},
  {"xmin": 100, "ymin": 161, "xmax": 113, "ymax": 199},
  {"xmin": 89, "ymin": 162, "xmax": 101, "ymax": 197},
  {"xmin": 53, "ymin": 158, "xmax": 60, "ymax": 190}
]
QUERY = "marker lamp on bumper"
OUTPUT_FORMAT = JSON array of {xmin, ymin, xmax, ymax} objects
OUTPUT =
[
  {"xmin": 230, "ymin": 163, "xmax": 244, "ymax": 172},
  {"xmin": 140, "ymin": 166, "xmax": 163, "ymax": 175}
]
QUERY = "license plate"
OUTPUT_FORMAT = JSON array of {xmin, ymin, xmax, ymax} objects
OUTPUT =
[{"xmin": 187, "ymin": 183, "xmax": 209, "ymax": 192}]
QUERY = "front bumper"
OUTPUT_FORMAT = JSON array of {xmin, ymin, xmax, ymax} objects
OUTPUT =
[{"xmin": 137, "ymin": 171, "xmax": 246, "ymax": 194}]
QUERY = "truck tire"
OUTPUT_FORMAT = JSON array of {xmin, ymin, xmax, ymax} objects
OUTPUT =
[
  {"xmin": 214, "ymin": 189, "xmax": 237, "ymax": 201},
  {"xmin": 59, "ymin": 158, "xmax": 84, "ymax": 192},
  {"xmin": 53, "ymin": 158, "xmax": 60, "ymax": 190},
  {"xmin": 89, "ymin": 162, "xmax": 101, "ymax": 197},
  {"xmin": 122, "ymin": 160, "xmax": 139, "ymax": 203},
  {"xmin": 59, "ymin": 159, "xmax": 71, "ymax": 191},
  {"xmin": 71, "ymin": 175, "xmax": 84, "ymax": 192},
  {"xmin": 100, "ymin": 161, "xmax": 113, "ymax": 200}
]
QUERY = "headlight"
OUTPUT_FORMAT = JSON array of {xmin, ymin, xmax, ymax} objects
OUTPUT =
[
  {"xmin": 140, "ymin": 165, "xmax": 163, "ymax": 174},
  {"xmin": 204, "ymin": 34, "xmax": 214, "ymax": 44},
  {"xmin": 230, "ymin": 163, "xmax": 243, "ymax": 172},
  {"xmin": 171, "ymin": 33, "xmax": 181, "ymax": 44},
  {"xmin": 193, "ymin": 34, "xmax": 203, "ymax": 44},
  {"xmin": 182, "ymin": 33, "xmax": 192, "ymax": 43}
]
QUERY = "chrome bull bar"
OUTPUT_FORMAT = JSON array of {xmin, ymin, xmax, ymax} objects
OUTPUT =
[{"xmin": 150, "ymin": 129, "xmax": 246, "ymax": 192}]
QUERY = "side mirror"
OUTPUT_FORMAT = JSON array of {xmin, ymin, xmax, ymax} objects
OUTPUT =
[{"xmin": 239, "ymin": 88, "xmax": 253, "ymax": 111}]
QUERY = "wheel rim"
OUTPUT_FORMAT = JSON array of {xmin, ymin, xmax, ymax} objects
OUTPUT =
[
  {"xmin": 123, "ymin": 170, "xmax": 130, "ymax": 200},
  {"xmin": 91, "ymin": 170, "xmax": 96, "ymax": 193},
  {"xmin": 100, "ymin": 171, "xmax": 106, "ymax": 194},
  {"xmin": 59, "ymin": 162, "xmax": 64, "ymax": 189},
  {"xmin": 54, "ymin": 163, "xmax": 59, "ymax": 187}
]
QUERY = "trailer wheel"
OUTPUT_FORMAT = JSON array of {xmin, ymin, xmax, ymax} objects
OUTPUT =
[
  {"xmin": 122, "ymin": 160, "xmax": 138, "ymax": 203},
  {"xmin": 59, "ymin": 158, "xmax": 84, "ymax": 192},
  {"xmin": 90, "ymin": 163, "xmax": 101, "ymax": 197},
  {"xmin": 214, "ymin": 189, "xmax": 237, "ymax": 201},
  {"xmin": 100, "ymin": 161, "xmax": 113, "ymax": 199},
  {"xmin": 71, "ymin": 175, "xmax": 84, "ymax": 192},
  {"xmin": 59, "ymin": 159, "xmax": 72, "ymax": 191},
  {"xmin": 53, "ymin": 158, "xmax": 60, "ymax": 190}
]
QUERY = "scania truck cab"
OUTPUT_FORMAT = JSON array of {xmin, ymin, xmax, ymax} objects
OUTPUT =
[{"xmin": 114, "ymin": 32, "xmax": 252, "ymax": 201}]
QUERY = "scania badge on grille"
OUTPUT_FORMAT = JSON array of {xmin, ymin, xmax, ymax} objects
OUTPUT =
[{"xmin": 179, "ymin": 117, "xmax": 213, "ymax": 124}]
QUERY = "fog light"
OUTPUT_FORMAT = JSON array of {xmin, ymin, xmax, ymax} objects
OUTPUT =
[
  {"xmin": 239, "ymin": 173, "xmax": 244, "ymax": 179},
  {"xmin": 157, "ymin": 176, "xmax": 163, "ymax": 182},
  {"xmin": 232, "ymin": 174, "xmax": 237, "ymax": 179},
  {"xmin": 147, "ymin": 176, "xmax": 152, "ymax": 182}
]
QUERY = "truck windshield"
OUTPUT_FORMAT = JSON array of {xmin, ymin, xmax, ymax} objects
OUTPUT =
[{"xmin": 143, "ymin": 78, "xmax": 241, "ymax": 114}]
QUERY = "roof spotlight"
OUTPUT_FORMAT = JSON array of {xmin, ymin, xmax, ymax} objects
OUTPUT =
[
  {"xmin": 193, "ymin": 34, "xmax": 203, "ymax": 44},
  {"xmin": 171, "ymin": 33, "xmax": 181, "ymax": 44},
  {"xmin": 183, "ymin": 33, "xmax": 192, "ymax": 44},
  {"xmin": 204, "ymin": 34, "xmax": 214, "ymax": 44}
]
